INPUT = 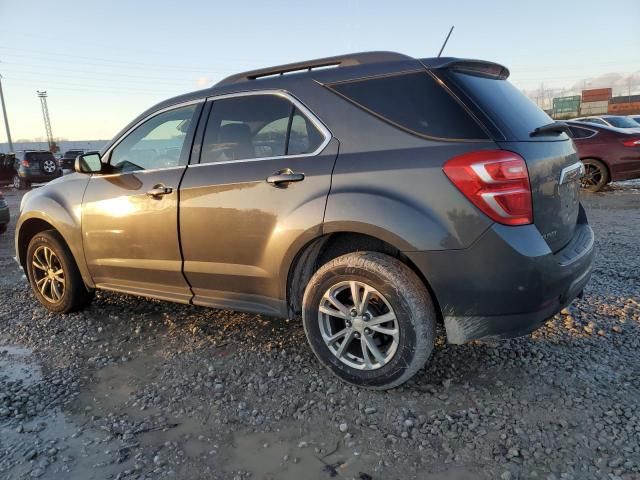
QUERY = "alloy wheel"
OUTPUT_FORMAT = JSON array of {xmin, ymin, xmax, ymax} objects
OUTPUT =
[
  {"xmin": 318, "ymin": 280, "xmax": 399, "ymax": 370},
  {"xmin": 31, "ymin": 246, "xmax": 65, "ymax": 303},
  {"xmin": 580, "ymin": 163, "xmax": 603, "ymax": 190}
]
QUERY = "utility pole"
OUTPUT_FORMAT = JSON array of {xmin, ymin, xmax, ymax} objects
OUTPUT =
[
  {"xmin": 0, "ymin": 74, "xmax": 14, "ymax": 152},
  {"xmin": 37, "ymin": 90, "xmax": 56, "ymax": 153}
]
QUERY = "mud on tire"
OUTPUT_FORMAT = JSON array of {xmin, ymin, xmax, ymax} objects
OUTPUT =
[{"xmin": 302, "ymin": 251, "xmax": 436, "ymax": 389}]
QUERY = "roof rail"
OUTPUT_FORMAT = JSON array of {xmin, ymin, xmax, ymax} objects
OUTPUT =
[{"xmin": 214, "ymin": 51, "xmax": 412, "ymax": 87}]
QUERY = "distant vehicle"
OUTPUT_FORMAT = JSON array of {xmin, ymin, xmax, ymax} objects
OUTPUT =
[
  {"xmin": 0, "ymin": 153, "xmax": 15, "ymax": 184},
  {"xmin": 573, "ymin": 115, "xmax": 640, "ymax": 133},
  {"xmin": 629, "ymin": 115, "xmax": 640, "ymax": 126},
  {"xmin": 13, "ymin": 150, "xmax": 62, "ymax": 190},
  {"xmin": 59, "ymin": 149, "xmax": 85, "ymax": 170},
  {"xmin": 0, "ymin": 190, "xmax": 9, "ymax": 234},
  {"xmin": 566, "ymin": 121, "xmax": 640, "ymax": 192}
]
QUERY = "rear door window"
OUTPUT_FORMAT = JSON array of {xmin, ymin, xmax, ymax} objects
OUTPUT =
[
  {"xmin": 441, "ymin": 70, "xmax": 559, "ymax": 141},
  {"xmin": 201, "ymin": 95, "xmax": 325, "ymax": 164},
  {"xmin": 327, "ymin": 71, "xmax": 488, "ymax": 140}
]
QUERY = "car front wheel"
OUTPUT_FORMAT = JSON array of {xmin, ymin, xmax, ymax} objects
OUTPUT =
[
  {"xmin": 302, "ymin": 252, "xmax": 436, "ymax": 389},
  {"xmin": 26, "ymin": 230, "xmax": 93, "ymax": 313}
]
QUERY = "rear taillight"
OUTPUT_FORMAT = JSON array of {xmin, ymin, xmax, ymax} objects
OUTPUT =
[
  {"xmin": 443, "ymin": 150, "xmax": 533, "ymax": 226},
  {"xmin": 21, "ymin": 159, "xmax": 30, "ymax": 167},
  {"xmin": 622, "ymin": 138, "xmax": 640, "ymax": 147}
]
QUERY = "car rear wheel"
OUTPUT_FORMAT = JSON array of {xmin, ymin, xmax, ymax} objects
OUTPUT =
[
  {"xmin": 26, "ymin": 230, "xmax": 93, "ymax": 313},
  {"xmin": 302, "ymin": 252, "xmax": 436, "ymax": 389},
  {"xmin": 13, "ymin": 174, "xmax": 30, "ymax": 190},
  {"xmin": 580, "ymin": 159, "xmax": 609, "ymax": 192}
]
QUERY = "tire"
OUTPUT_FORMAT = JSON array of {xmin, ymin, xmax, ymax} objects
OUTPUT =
[
  {"xmin": 0, "ymin": 224, "xmax": 6, "ymax": 235},
  {"xmin": 302, "ymin": 252, "xmax": 436, "ymax": 389},
  {"xmin": 580, "ymin": 159, "xmax": 609, "ymax": 192},
  {"xmin": 13, "ymin": 174, "xmax": 30, "ymax": 190},
  {"xmin": 26, "ymin": 230, "xmax": 93, "ymax": 313}
]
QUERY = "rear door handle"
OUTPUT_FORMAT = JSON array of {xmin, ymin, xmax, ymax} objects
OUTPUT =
[
  {"xmin": 266, "ymin": 168, "xmax": 305, "ymax": 187},
  {"xmin": 146, "ymin": 185, "xmax": 173, "ymax": 198}
]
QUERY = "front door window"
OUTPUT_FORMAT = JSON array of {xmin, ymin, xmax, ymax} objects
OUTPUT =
[{"xmin": 109, "ymin": 104, "xmax": 197, "ymax": 172}]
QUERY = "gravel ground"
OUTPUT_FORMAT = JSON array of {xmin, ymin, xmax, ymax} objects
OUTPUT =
[{"xmin": 0, "ymin": 181, "xmax": 639, "ymax": 480}]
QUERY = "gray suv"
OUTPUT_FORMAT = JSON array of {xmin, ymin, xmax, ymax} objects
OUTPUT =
[
  {"xmin": 13, "ymin": 150, "xmax": 62, "ymax": 189},
  {"xmin": 16, "ymin": 52, "xmax": 594, "ymax": 388}
]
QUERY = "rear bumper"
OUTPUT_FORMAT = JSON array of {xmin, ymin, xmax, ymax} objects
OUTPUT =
[
  {"xmin": 18, "ymin": 169, "xmax": 62, "ymax": 183},
  {"xmin": 406, "ymin": 205, "xmax": 595, "ymax": 344}
]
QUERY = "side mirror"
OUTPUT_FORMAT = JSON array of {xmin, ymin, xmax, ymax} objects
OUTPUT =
[{"xmin": 75, "ymin": 152, "xmax": 103, "ymax": 174}]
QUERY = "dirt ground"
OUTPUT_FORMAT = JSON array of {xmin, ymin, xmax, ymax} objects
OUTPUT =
[{"xmin": 0, "ymin": 181, "xmax": 639, "ymax": 480}]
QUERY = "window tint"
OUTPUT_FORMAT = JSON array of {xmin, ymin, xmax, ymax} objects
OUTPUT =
[
  {"xmin": 110, "ymin": 104, "xmax": 196, "ymax": 172},
  {"xmin": 25, "ymin": 152, "xmax": 55, "ymax": 162},
  {"xmin": 288, "ymin": 108, "xmax": 324, "ymax": 155},
  {"xmin": 607, "ymin": 116, "xmax": 638, "ymax": 128},
  {"xmin": 569, "ymin": 126, "xmax": 596, "ymax": 139},
  {"xmin": 201, "ymin": 95, "xmax": 325, "ymax": 164},
  {"xmin": 328, "ymin": 71, "xmax": 488, "ymax": 140},
  {"xmin": 443, "ymin": 70, "xmax": 553, "ymax": 141}
]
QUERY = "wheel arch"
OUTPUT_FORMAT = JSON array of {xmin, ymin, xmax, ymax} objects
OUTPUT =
[
  {"xmin": 17, "ymin": 214, "xmax": 93, "ymax": 289},
  {"xmin": 286, "ymin": 231, "xmax": 442, "ymax": 323}
]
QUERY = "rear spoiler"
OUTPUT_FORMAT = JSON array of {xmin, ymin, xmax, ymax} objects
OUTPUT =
[{"xmin": 421, "ymin": 58, "xmax": 510, "ymax": 80}]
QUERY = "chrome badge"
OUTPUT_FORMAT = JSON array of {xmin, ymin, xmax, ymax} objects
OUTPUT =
[{"xmin": 559, "ymin": 161, "xmax": 585, "ymax": 185}]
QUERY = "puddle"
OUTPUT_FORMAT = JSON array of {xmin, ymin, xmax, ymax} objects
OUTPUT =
[
  {"xmin": 76, "ymin": 343, "xmax": 165, "ymax": 415},
  {"xmin": 0, "ymin": 344, "xmax": 42, "ymax": 386},
  {"xmin": 223, "ymin": 429, "xmax": 379, "ymax": 480}
]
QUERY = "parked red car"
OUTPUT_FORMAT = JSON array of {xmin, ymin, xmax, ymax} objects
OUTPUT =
[{"xmin": 567, "ymin": 121, "xmax": 640, "ymax": 192}]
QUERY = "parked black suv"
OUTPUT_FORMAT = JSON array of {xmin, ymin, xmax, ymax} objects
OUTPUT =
[
  {"xmin": 0, "ymin": 153, "xmax": 15, "ymax": 184},
  {"xmin": 59, "ymin": 149, "xmax": 85, "ymax": 170},
  {"xmin": 16, "ymin": 52, "xmax": 594, "ymax": 388},
  {"xmin": 13, "ymin": 150, "xmax": 62, "ymax": 189}
]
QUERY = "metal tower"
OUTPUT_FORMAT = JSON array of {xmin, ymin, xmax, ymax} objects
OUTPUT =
[{"xmin": 37, "ymin": 90, "xmax": 55, "ymax": 152}]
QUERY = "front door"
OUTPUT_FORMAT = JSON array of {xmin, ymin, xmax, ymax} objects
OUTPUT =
[
  {"xmin": 179, "ymin": 92, "xmax": 337, "ymax": 315},
  {"xmin": 82, "ymin": 102, "xmax": 202, "ymax": 303}
]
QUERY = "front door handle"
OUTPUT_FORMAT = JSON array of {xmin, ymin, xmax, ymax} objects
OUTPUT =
[
  {"xmin": 146, "ymin": 185, "xmax": 173, "ymax": 198},
  {"xmin": 266, "ymin": 168, "xmax": 305, "ymax": 187}
]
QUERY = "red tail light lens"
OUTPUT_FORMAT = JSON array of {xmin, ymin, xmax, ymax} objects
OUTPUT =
[
  {"xmin": 622, "ymin": 138, "xmax": 640, "ymax": 147},
  {"xmin": 21, "ymin": 159, "xmax": 30, "ymax": 167},
  {"xmin": 443, "ymin": 150, "xmax": 533, "ymax": 226}
]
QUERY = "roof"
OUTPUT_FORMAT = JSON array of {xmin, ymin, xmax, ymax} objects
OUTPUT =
[{"xmin": 214, "ymin": 51, "xmax": 510, "ymax": 88}]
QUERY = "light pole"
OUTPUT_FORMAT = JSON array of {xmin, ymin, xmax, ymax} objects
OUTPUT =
[{"xmin": 0, "ymin": 74, "xmax": 14, "ymax": 152}]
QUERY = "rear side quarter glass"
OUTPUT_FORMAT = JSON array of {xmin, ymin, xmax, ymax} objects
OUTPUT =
[{"xmin": 326, "ymin": 71, "xmax": 489, "ymax": 141}]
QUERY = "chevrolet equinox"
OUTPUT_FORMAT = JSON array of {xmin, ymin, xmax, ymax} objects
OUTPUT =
[{"xmin": 16, "ymin": 52, "xmax": 595, "ymax": 388}]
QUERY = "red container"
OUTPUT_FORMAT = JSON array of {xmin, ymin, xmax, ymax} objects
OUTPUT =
[
  {"xmin": 608, "ymin": 102, "xmax": 640, "ymax": 114},
  {"xmin": 582, "ymin": 88, "xmax": 612, "ymax": 102},
  {"xmin": 583, "ymin": 94, "xmax": 611, "ymax": 103}
]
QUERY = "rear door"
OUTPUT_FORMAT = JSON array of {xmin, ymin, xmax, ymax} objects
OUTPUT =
[
  {"xmin": 439, "ymin": 67, "xmax": 581, "ymax": 252},
  {"xmin": 82, "ymin": 101, "xmax": 202, "ymax": 302},
  {"xmin": 179, "ymin": 91, "xmax": 336, "ymax": 315}
]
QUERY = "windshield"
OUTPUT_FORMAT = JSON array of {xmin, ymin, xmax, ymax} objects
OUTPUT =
[{"xmin": 607, "ymin": 116, "xmax": 640, "ymax": 128}]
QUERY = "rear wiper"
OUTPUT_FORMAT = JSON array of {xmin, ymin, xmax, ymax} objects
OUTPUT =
[{"xmin": 530, "ymin": 121, "xmax": 571, "ymax": 137}]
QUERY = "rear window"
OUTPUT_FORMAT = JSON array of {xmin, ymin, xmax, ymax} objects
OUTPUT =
[
  {"xmin": 25, "ymin": 152, "xmax": 55, "ymax": 161},
  {"xmin": 568, "ymin": 126, "xmax": 597, "ymax": 139},
  {"xmin": 443, "ymin": 71, "xmax": 556, "ymax": 141},
  {"xmin": 327, "ymin": 71, "xmax": 488, "ymax": 140}
]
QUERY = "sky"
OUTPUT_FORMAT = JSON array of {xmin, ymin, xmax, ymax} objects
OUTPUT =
[{"xmin": 0, "ymin": 0, "xmax": 639, "ymax": 143}]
